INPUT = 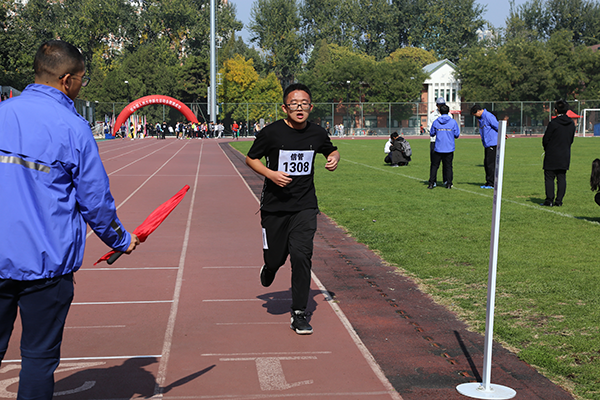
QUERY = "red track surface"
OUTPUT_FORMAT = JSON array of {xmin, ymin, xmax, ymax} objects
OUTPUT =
[{"xmin": 1, "ymin": 138, "xmax": 572, "ymax": 400}]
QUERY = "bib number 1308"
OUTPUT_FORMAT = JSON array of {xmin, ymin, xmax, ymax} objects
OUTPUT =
[{"xmin": 278, "ymin": 150, "xmax": 314, "ymax": 176}]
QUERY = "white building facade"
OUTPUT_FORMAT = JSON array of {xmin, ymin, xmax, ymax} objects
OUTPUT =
[{"xmin": 421, "ymin": 59, "xmax": 462, "ymax": 128}]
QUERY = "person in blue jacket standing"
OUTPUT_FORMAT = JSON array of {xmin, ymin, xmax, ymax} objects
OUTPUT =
[
  {"xmin": 471, "ymin": 104, "xmax": 499, "ymax": 189},
  {"xmin": 428, "ymin": 104, "xmax": 460, "ymax": 189},
  {"xmin": 0, "ymin": 40, "xmax": 139, "ymax": 400}
]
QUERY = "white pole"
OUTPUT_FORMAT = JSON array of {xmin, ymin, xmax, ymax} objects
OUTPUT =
[{"xmin": 457, "ymin": 121, "xmax": 516, "ymax": 400}]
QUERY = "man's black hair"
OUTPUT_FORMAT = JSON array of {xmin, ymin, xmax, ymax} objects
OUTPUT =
[
  {"xmin": 390, "ymin": 132, "xmax": 399, "ymax": 139},
  {"xmin": 34, "ymin": 40, "xmax": 85, "ymax": 78},
  {"xmin": 555, "ymin": 99, "xmax": 569, "ymax": 115},
  {"xmin": 439, "ymin": 104, "xmax": 450, "ymax": 114},
  {"xmin": 283, "ymin": 83, "xmax": 312, "ymax": 104},
  {"xmin": 470, "ymin": 104, "xmax": 482, "ymax": 115}
]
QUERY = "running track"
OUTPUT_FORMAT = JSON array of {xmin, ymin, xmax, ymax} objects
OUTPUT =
[{"xmin": 1, "ymin": 138, "xmax": 573, "ymax": 400}]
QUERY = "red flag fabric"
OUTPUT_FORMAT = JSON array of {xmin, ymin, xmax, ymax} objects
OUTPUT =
[
  {"xmin": 9, "ymin": 90, "xmax": 12, "ymax": 98},
  {"xmin": 94, "ymin": 185, "xmax": 190, "ymax": 265}
]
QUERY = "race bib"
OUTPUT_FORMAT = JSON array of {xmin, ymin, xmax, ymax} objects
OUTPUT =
[{"xmin": 278, "ymin": 150, "xmax": 314, "ymax": 176}]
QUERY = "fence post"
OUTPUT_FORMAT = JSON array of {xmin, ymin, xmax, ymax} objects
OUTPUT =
[{"xmin": 520, "ymin": 102, "xmax": 523, "ymax": 135}]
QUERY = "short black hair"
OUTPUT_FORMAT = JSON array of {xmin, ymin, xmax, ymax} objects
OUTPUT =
[
  {"xmin": 470, "ymin": 104, "xmax": 482, "ymax": 115},
  {"xmin": 390, "ymin": 132, "xmax": 399, "ymax": 139},
  {"xmin": 439, "ymin": 104, "xmax": 450, "ymax": 114},
  {"xmin": 283, "ymin": 83, "xmax": 312, "ymax": 104},
  {"xmin": 555, "ymin": 99, "xmax": 569, "ymax": 115},
  {"xmin": 34, "ymin": 40, "xmax": 85, "ymax": 79}
]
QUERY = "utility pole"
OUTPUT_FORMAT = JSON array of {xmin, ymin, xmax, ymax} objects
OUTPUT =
[{"xmin": 209, "ymin": 0, "xmax": 217, "ymax": 122}]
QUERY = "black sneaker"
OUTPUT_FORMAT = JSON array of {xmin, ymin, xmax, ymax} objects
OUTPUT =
[
  {"xmin": 540, "ymin": 201, "xmax": 553, "ymax": 207},
  {"xmin": 446, "ymin": 183, "xmax": 452, "ymax": 189},
  {"xmin": 427, "ymin": 183, "xmax": 436, "ymax": 189},
  {"xmin": 260, "ymin": 265, "xmax": 276, "ymax": 287},
  {"xmin": 290, "ymin": 310, "xmax": 313, "ymax": 335}
]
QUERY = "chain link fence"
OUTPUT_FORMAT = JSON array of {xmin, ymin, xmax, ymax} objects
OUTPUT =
[{"xmin": 91, "ymin": 99, "xmax": 600, "ymax": 138}]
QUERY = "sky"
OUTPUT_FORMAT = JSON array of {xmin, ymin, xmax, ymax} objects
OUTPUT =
[{"xmin": 227, "ymin": 0, "xmax": 529, "ymax": 44}]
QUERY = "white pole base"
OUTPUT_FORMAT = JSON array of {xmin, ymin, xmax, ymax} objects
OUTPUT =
[{"xmin": 457, "ymin": 382, "xmax": 516, "ymax": 399}]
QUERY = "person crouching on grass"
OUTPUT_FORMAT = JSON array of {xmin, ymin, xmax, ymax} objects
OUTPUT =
[{"xmin": 245, "ymin": 83, "xmax": 340, "ymax": 335}]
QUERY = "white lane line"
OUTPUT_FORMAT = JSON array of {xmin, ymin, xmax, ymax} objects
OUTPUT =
[
  {"xmin": 106, "ymin": 141, "xmax": 177, "ymax": 175},
  {"xmin": 202, "ymin": 266, "xmax": 256, "ymax": 269},
  {"xmin": 2, "ymin": 355, "xmax": 161, "ymax": 363},
  {"xmin": 102, "ymin": 141, "xmax": 159, "ymax": 160},
  {"xmin": 83, "ymin": 267, "xmax": 179, "ymax": 271},
  {"xmin": 201, "ymin": 352, "xmax": 331, "ymax": 357},
  {"xmin": 344, "ymin": 158, "xmax": 595, "ymax": 223},
  {"xmin": 65, "ymin": 325, "xmax": 126, "ymax": 329},
  {"xmin": 86, "ymin": 141, "xmax": 189, "ymax": 240},
  {"xmin": 148, "ymin": 391, "xmax": 393, "ymax": 398},
  {"xmin": 71, "ymin": 300, "xmax": 173, "ymax": 305},
  {"xmin": 153, "ymin": 141, "xmax": 204, "ymax": 397},
  {"xmin": 224, "ymin": 146, "xmax": 404, "ymax": 400},
  {"xmin": 215, "ymin": 322, "xmax": 288, "ymax": 326},
  {"xmin": 202, "ymin": 299, "xmax": 291, "ymax": 302},
  {"xmin": 312, "ymin": 272, "xmax": 403, "ymax": 400}
]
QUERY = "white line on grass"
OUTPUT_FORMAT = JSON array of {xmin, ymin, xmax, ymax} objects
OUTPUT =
[
  {"xmin": 343, "ymin": 158, "xmax": 597, "ymax": 225},
  {"xmin": 152, "ymin": 141, "xmax": 204, "ymax": 397}
]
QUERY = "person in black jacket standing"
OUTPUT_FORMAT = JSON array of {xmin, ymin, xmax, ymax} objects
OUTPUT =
[{"xmin": 541, "ymin": 100, "xmax": 576, "ymax": 206}]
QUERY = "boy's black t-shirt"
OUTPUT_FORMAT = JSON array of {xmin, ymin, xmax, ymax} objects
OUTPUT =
[{"xmin": 247, "ymin": 119, "xmax": 337, "ymax": 213}]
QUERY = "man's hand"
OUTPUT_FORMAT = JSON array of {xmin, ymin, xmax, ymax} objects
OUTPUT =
[
  {"xmin": 325, "ymin": 151, "xmax": 340, "ymax": 171},
  {"xmin": 268, "ymin": 170, "xmax": 292, "ymax": 187},
  {"xmin": 125, "ymin": 234, "xmax": 140, "ymax": 254}
]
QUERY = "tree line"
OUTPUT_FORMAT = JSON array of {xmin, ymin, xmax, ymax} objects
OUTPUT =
[{"xmin": 1, "ymin": 0, "xmax": 600, "ymax": 124}]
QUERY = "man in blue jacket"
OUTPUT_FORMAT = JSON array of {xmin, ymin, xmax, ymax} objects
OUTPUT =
[
  {"xmin": 428, "ymin": 104, "xmax": 460, "ymax": 189},
  {"xmin": 471, "ymin": 104, "xmax": 499, "ymax": 189},
  {"xmin": 0, "ymin": 40, "xmax": 139, "ymax": 399}
]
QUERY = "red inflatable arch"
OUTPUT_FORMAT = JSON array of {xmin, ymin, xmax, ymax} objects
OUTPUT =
[{"xmin": 113, "ymin": 95, "xmax": 199, "ymax": 135}]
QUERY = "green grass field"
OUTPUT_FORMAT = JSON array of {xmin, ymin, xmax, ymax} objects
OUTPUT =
[{"xmin": 231, "ymin": 135, "xmax": 600, "ymax": 400}]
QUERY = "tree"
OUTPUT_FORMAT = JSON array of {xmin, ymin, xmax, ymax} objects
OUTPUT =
[
  {"xmin": 456, "ymin": 46, "xmax": 519, "ymax": 101},
  {"xmin": 386, "ymin": 47, "xmax": 438, "ymax": 67},
  {"xmin": 506, "ymin": 0, "xmax": 600, "ymax": 46},
  {"xmin": 248, "ymin": 0, "xmax": 302, "ymax": 87},
  {"xmin": 353, "ymin": 0, "xmax": 395, "ymax": 60},
  {"xmin": 218, "ymin": 55, "xmax": 282, "ymax": 122},
  {"xmin": 391, "ymin": 0, "xmax": 486, "ymax": 62},
  {"xmin": 57, "ymin": 0, "xmax": 138, "ymax": 63},
  {"xmin": 300, "ymin": 0, "xmax": 357, "ymax": 51},
  {"xmin": 0, "ymin": 0, "xmax": 36, "ymax": 88}
]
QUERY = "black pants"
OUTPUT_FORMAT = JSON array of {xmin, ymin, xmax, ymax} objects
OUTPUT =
[
  {"xmin": 0, "ymin": 273, "xmax": 74, "ymax": 400},
  {"xmin": 429, "ymin": 151, "xmax": 454, "ymax": 185},
  {"xmin": 261, "ymin": 208, "xmax": 318, "ymax": 312},
  {"xmin": 544, "ymin": 169, "xmax": 567, "ymax": 204},
  {"xmin": 484, "ymin": 146, "xmax": 497, "ymax": 187}
]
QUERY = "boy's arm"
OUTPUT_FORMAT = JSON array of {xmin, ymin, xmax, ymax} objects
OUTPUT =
[
  {"xmin": 245, "ymin": 156, "xmax": 292, "ymax": 187},
  {"xmin": 325, "ymin": 150, "xmax": 340, "ymax": 171}
]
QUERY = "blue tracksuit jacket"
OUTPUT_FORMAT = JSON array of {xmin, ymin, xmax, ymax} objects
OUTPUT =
[{"xmin": 0, "ymin": 84, "xmax": 131, "ymax": 280}]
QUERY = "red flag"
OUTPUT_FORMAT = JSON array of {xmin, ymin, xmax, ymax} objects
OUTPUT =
[
  {"xmin": 9, "ymin": 90, "xmax": 13, "ymax": 98},
  {"xmin": 94, "ymin": 185, "xmax": 191, "ymax": 265}
]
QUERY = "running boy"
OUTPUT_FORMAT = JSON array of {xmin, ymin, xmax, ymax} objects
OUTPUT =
[{"xmin": 245, "ymin": 83, "xmax": 340, "ymax": 335}]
